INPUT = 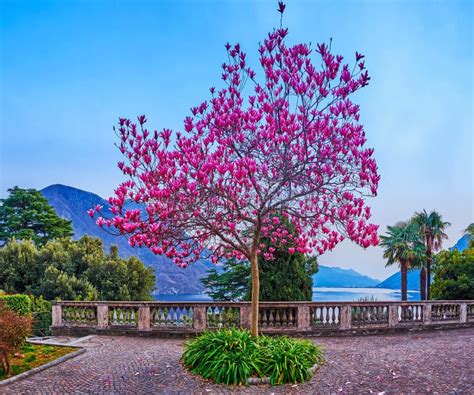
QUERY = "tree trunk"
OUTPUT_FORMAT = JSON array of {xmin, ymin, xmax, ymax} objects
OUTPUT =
[
  {"xmin": 420, "ymin": 266, "xmax": 427, "ymax": 301},
  {"xmin": 249, "ymin": 224, "xmax": 262, "ymax": 337},
  {"xmin": 401, "ymin": 260, "xmax": 408, "ymax": 301},
  {"xmin": 250, "ymin": 252, "xmax": 260, "ymax": 337},
  {"xmin": 426, "ymin": 244, "xmax": 432, "ymax": 300}
]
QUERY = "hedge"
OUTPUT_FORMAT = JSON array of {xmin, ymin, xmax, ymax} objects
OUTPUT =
[{"xmin": 0, "ymin": 294, "xmax": 32, "ymax": 315}]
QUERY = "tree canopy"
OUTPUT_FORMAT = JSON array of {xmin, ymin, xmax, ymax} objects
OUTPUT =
[
  {"xmin": 0, "ymin": 187, "xmax": 73, "ymax": 246},
  {"xmin": 0, "ymin": 236, "xmax": 155, "ymax": 301},
  {"xmin": 431, "ymin": 248, "xmax": 474, "ymax": 300}
]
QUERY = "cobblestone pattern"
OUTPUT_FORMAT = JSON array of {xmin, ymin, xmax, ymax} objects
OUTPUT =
[{"xmin": 2, "ymin": 328, "xmax": 473, "ymax": 394}]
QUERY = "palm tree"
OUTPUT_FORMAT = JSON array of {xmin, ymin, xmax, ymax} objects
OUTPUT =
[
  {"xmin": 380, "ymin": 221, "xmax": 422, "ymax": 301},
  {"xmin": 412, "ymin": 210, "xmax": 450, "ymax": 300}
]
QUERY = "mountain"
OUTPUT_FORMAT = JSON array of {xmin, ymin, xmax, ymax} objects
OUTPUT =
[
  {"xmin": 450, "ymin": 234, "xmax": 470, "ymax": 252},
  {"xmin": 312, "ymin": 266, "xmax": 380, "ymax": 288},
  {"xmin": 41, "ymin": 184, "xmax": 215, "ymax": 295},
  {"xmin": 376, "ymin": 269, "xmax": 421, "ymax": 291},
  {"xmin": 376, "ymin": 234, "xmax": 471, "ymax": 290}
]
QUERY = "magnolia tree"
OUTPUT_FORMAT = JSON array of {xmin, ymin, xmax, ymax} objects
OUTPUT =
[{"xmin": 90, "ymin": 2, "xmax": 379, "ymax": 336}]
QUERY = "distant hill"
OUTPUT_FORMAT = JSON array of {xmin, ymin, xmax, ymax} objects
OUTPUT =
[
  {"xmin": 313, "ymin": 266, "xmax": 380, "ymax": 288},
  {"xmin": 376, "ymin": 234, "xmax": 471, "ymax": 291},
  {"xmin": 41, "ymin": 184, "xmax": 215, "ymax": 295},
  {"xmin": 450, "ymin": 234, "xmax": 470, "ymax": 252},
  {"xmin": 376, "ymin": 269, "xmax": 421, "ymax": 291},
  {"xmin": 41, "ymin": 185, "xmax": 383, "ymax": 293}
]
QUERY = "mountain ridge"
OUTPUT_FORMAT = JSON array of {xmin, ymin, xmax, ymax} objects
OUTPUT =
[{"xmin": 40, "ymin": 184, "xmax": 384, "ymax": 293}]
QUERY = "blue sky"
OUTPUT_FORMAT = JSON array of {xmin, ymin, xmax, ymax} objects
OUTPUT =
[{"xmin": 0, "ymin": 0, "xmax": 472, "ymax": 280}]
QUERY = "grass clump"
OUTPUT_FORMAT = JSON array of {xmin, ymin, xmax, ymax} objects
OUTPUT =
[
  {"xmin": 182, "ymin": 328, "xmax": 261, "ymax": 385},
  {"xmin": 182, "ymin": 328, "xmax": 323, "ymax": 385}
]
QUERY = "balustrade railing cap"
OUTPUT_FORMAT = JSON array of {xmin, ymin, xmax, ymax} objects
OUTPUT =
[{"xmin": 52, "ymin": 300, "xmax": 474, "ymax": 306}]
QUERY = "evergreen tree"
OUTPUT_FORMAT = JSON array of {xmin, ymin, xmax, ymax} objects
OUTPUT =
[
  {"xmin": 0, "ymin": 187, "xmax": 73, "ymax": 246},
  {"xmin": 202, "ymin": 215, "xmax": 318, "ymax": 301}
]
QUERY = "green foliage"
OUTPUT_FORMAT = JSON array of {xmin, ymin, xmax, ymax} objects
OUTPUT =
[
  {"xmin": 182, "ymin": 329, "xmax": 323, "ymax": 385},
  {"xmin": 431, "ymin": 248, "xmax": 474, "ymax": 300},
  {"xmin": 0, "ymin": 186, "xmax": 73, "ymax": 246},
  {"xmin": 380, "ymin": 221, "xmax": 425, "ymax": 268},
  {"xmin": 201, "ymin": 259, "xmax": 250, "ymax": 301},
  {"xmin": 0, "ymin": 236, "xmax": 155, "ymax": 301},
  {"xmin": 0, "ymin": 294, "xmax": 31, "ymax": 315},
  {"xmin": 259, "ymin": 336, "xmax": 324, "ymax": 384},
  {"xmin": 257, "ymin": 247, "xmax": 317, "ymax": 302},
  {"xmin": 29, "ymin": 295, "xmax": 52, "ymax": 336},
  {"xmin": 39, "ymin": 265, "xmax": 98, "ymax": 301},
  {"xmin": 182, "ymin": 329, "xmax": 261, "ymax": 385},
  {"xmin": 0, "ymin": 239, "xmax": 40, "ymax": 294}
]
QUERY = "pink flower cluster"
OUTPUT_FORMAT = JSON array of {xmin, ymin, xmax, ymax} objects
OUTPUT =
[{"xmin": 91, "ymin": 9, "xmax": 379, "ymax": 267}]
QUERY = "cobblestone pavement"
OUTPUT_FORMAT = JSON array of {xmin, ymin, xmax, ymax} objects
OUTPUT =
[{"xmin": 2, "ymin": 328, "xmax": 473, "ymax": 394}]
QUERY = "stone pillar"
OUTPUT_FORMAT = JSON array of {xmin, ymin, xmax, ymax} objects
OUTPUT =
[
  {"xmin": 388, "ymin": 305, "xmax": 399, "ymax": 327},
  {"xmin": 239, "ymin": 304, "xmax": 252, "ymax": 330},
  {"xmin": 339, "ymin": 305, "xmax": 352, "ymax": 330},
  {"xmin": 297, "ymin": 305, "xmax": 310, "ymax": 331},
  {"xmin": 460, "ymin": 303, "xmax": 467, "ymax": 323},
  {"xmin": 97, "ymin": 305, "xmax": 109, "ymax": 329},
  {"xmin": 193, "ymin": 305, "xmax": 207, "ymax": 331},
  {"xmin": 423, "ymin": 303, "xmax": 432, "ymax": 325},
  {"xmin": 138, "ymin": 306, "xmax": 151, "ymax": 331},
  {"xmin": 51, "ymin": 304, "xmax": 62, "ymax": 327}
]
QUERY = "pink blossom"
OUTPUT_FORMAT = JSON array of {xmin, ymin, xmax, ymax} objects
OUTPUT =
[{"xmin": 90, "ymin": 4, "xmax": 379, "ymax": 268}]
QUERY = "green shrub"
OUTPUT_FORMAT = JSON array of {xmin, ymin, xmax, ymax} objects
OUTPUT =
[
  {"xmin": 0, "ymin": 294, "xmax": 31, "ymax": 315},
  {"xmin": 182, "ymin": 329, "xmax": 323, "ymax": 385},
  {"xmin": 182, "ymin": 328, "xmax": 261, "ymax": 385},
  {"xmin": 29, "ymin": 295, "xmax": 52, "ymax": 336},
  {"xmin": 259, "ymin": 336, "xmax": 324, "ymax": 384}
]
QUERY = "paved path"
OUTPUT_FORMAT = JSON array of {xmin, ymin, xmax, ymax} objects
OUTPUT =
[{"xmin": 2, "ymin": 328, "xmax": 473, "ymax": 394}]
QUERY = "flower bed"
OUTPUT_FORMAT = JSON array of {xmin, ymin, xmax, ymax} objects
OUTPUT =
[
  {"xmin": 0, "ymin": 343, "xmax": 77, "ymax": 380},
  {"xmin": 182, "ymin": 328, "xmax": 324, "ymax": 385}
]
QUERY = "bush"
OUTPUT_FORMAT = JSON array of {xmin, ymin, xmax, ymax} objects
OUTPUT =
[
  {"xmin": 182, "ymin": 329, "xmax": 323, "ymax": 385},
  {"xmin": 259, "ymin": 336, "xmax": 324, "ymax": 384},
  {"xmin": 432, "ymin": 248, "xmax": 474, "ymax": 300},
  {"xmin": 0, "ymin": 294, "xmax": 31, "ymax": 315},
  {"xmin": 29, "ymin": 295, "xmax": 52, "ymax": 336},
  {"xmin": 0, "ymin": 303, "xmax": 33, "ymax": 375}
]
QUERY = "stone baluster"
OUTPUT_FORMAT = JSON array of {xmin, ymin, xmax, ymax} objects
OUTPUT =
[
  {"xmin": 297, "ymin": 305, "xmax": 310, "ymax": 331},
  {"xmin": 138, "ymin": 306, "xmax": 151, "ymax": 331},
  {"xmin": 388, "ymin": 304, "xmax": 399, "ymax": 327},
  {"xmin": 459, "ymin": 303, "xmax": 467, "ymax": 324},
  {"xmin": 52, "ymin": 304, "xmax": 63, "ymax": 327},
  {"xmin": 97, "ymin": 305, "xmax": 109, "ymax": 328},
  {"xmin": 239, "ymin": 304, "xmax": 252, "ymax": 329},
  {"xmin": 423, "ymin": 303, "xmax": 432, "ymax": 325},
  {"xmin": 193, "ymin": 305, "xmax": 207, "ymax": 331},
  {"xmin": 340, "ymin": 305, "xmax": 352, "ymax": 330}
]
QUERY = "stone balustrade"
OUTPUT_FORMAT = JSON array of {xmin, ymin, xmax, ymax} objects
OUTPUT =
[{"xmin": 51, "ymin": 300, "xmax": 474, "ymax": 337}]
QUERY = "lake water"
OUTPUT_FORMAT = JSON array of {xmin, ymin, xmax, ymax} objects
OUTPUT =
[{"xmin": 154, "ymin": 287, "xmax": 420, "ymax": 302}]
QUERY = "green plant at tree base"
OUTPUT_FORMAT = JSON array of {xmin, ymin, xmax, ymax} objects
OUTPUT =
[
  {"xmin": 182, "ymin": 328, "xmax": 324, "ymax": 385},
  {"xmin": 431, "ymin": 248, "xmax": 474, "ymax": 300},
  {"xmin": 0, "ymin": 187, "xmax": 73, "ymax": 246}
]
